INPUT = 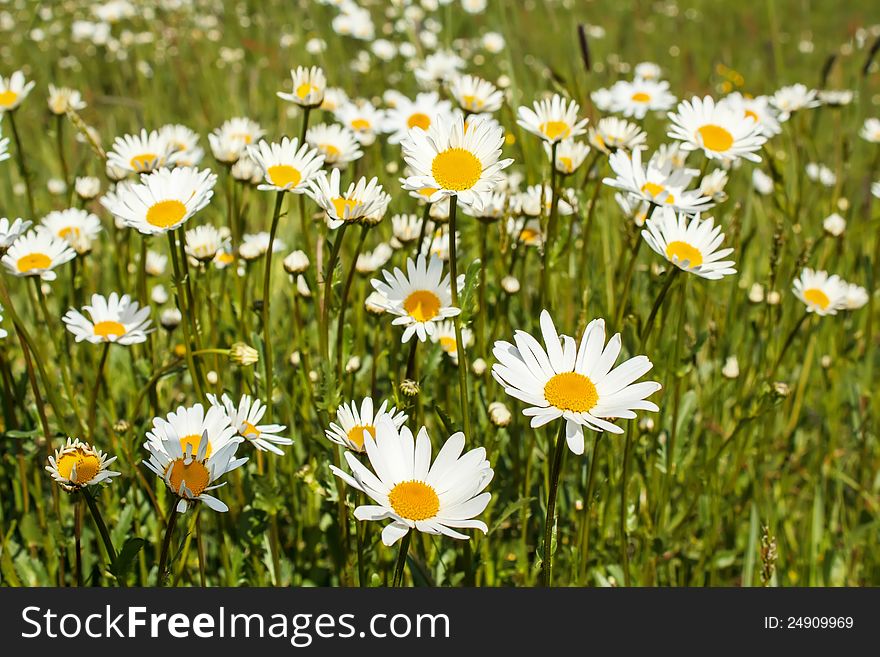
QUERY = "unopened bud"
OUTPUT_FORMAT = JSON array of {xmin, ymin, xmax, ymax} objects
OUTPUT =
[{"xmin": 230, "ymin": 342, "xmax": 259, "ymax": 366}]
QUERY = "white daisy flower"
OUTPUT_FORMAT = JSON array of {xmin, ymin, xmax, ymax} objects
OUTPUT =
[
  {"xmin": 720, "ymin": 92, "xmax": 782, "ymax": 137},
  {"xmin": 356, "ymin": 243, "xmax": 394, "ymax": 274},
  {"xmin": 0, "ymin": 217, "xmax": 32, "ymax": 250},
  {"xmin": 448, "ymin": 74, "xmax": 504, "ymax": 114},
  {"xmin": 1, "ymin": 228, "xmax": 76, "ymax": 281},
  {"xmin": 320, "ymin": 87, "xmax": 349, "ymax": 113},
  {"xmin": 842, "ymin": 283, "xmax": 868, "ymax": 310},
  {"xmin": 143, "ymin": 403, "xmax": 247, "ymax": 513},
  {"xmin": 414, "ymin": 50, "xmax": 465, "ymax": 87},
  {"xmin": 277, "ymin": 65, "xmax": 326, "ymax": 108},
  {"xmin": 770, "ymin": 83, "xmax": 820, "ymax": 121},
  {"xmin": 391, "ymin": 213, "xmax": 432, "ymax": 244},
  {"xmin": 370, "ymin": 254, "xmax": 463, "ymax": 343},
  {"xmin": 517, "ymin": 94, "xmax": 589, "ymax": 144},
  {"xmin": 608, "ymin": 78, "xmax": 676, "ymax": 119},
  {"xmin": 492, "ymin": 310, "xmax": 662, "ymax": 454},
  {"xmin": 239, "ymin": 231, "xmax": 285, "ymax": 261},
  {"xmin": 330, "ymin": 419, "xmax": 493, "ymax": 545},
  {"xmin": 160, "ymin": 123, "xmax": 205, "ymax": 167},
  {"xmin": 307, "ymin": 168, "xmax": 390, "ymax": 229},
  {"xmin": 859, "ymin": 118, "xmax": 880, "ymax": 143},
  {"xmin": 74, "ymin": 176, "xmax": 101, "ymax": 200},
  {"xmin": 400, "ymin": 114, "xmax": 513, "ymax": 211},
  {"xmin": 382, "ymin": 91, "xmax": 453, "ymax": 144},
  {"xmin": 432, "ymin": 319, "xmax": 474, "ymax": 364},
  {"xmin": 0, "ymin": 70, "xmax": 35, "ymax": 111},
  {"xmin": 543, "ymin": 139, "xmax": 591, "ymax": 175},
  {"xmin": 334, "ymin": 100, "xmax": 385, "ymax": 145},
  {"xmin": 185, "ymin": 224, "xmax": 229, "ymax": 262},
  {"xmin": 506, "ymin": 216, "xmax": 543, "ymax": 247},
  {"xmin": 667, "ymin": 95, "xmax": 767, "ymax": 162},
  {"xmin": 792, "ymin": 268, "xmax": 848, "ymax": 316},
  {"xmin": 62, "ymin": 292, "xmax": 153, "ymax": 345},
  {"xmin": 513, "ymin": 184, "xmax": 577, "ymax": 217},
  {"xmin": 305, "ymin": 123, "xmax": 363, "ymax": 167},
  {"xmin": 45, "ymin": 438, "xmax": 120, "ymax": 491},
  {"xmin": 247, "ymin": 137, "xmax": 325, "ymax": 193},
  {"xmin": 145, "ymin": 249, "xmax": 167, "ymax": 276},
  {"xmin": 603, "ymin": 149, "xmax": 711, "ymax": 214},
  {"xmin": 641, "ymin": 208, "xmax": 737, "ymax": 279},
  {"xmin": 40, "ymin": 208, "xmax": 102, "ymax": 252},
  {"xmin": 107, "ymin": 129, "xmax": 171, "ymax": 173},
  {"xmin": 634, "ymin": 61, "xmax": 662, "ymax": 81},
  {"xmin": 588, "ymin": 116, "xmax": 648, "ymax": 154},
  {"xmin": 101, "ymin": 167, "xmax": 217, "ymax": 235},
  {"xmin": 325, "ymin": 397, "xmax": 407, "ymax": 453},
  {"xmin": 47, "ymin": 84, "xmax": 86, "ymax": 115},
  {"xmin": 208, "ymin": 393, "xmax": 292, "ymax": 455}
]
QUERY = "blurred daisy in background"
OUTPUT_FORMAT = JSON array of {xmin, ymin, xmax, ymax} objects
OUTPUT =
[
  {"xmin": 0, "ymin": 217, "xmax": 32, "ymax": 251},
  {"xmin": 41, "ymin": 208, "xmax": 102, "ymax": 252},
  {"xmin": 46, "ymin": 438, "xmax": 119, "ymax": 491},
  {"xmin": 517, "ymin": 94, "xmax": 589, "ymax": 144},
  {"xmin": 608, "ymin": 78, "xmax": 676, "ymax": 119},
  {"xmin": 306, "ymin": 123, "xmax": 363, "ymax": 167},
  {"xmin": 107, "ymin": 129, "xmax": 170, "ymax": 173},
  {"xmin": 326, "ymin": 397, "xmax": 407, "ymax": 453},
  {"xmin": 0, "ymin": 70, "xmax": 35, "ymax": 111},
  {"xmin": 544, "ymin": 139, "xmax": 591, "ymax": 175},
  {"xmin": 247, "ymin": 137, "xmax": 324, "ymax": 193},
  {"xmin": 277, "ymin": 65, "xmax": 326, "ymax": 108},
  {"xmin": 792, "ymin": 268, "xmax": 848, "ymax": 316},
  {"xmin": 47, "ymin": 84, "xmax": 86, "ymax": 115},
  {"xmin": 208, "ymin": 393, "xmax": 292, "ymax": 455},
  {"xmin": 641, "ymin": 208, "xmax": 737, "ymax": 279},
  {"xmin": 160, "ymin": 123, "xmax": 205, "ymax": 167},
  {"xmin": 185, "ymin": 224, "xmax": 229, "ymax": 263},
  {"xmin": 1, "ymin": 228, "xmax": 76, "ymax": 280},
  {"xmin": 588, "ymin": 116, "xmax": 647, "ymax": 155},
  {"xmin": 63, "ymin": 292, "xmax": 153, "ymax": 345},
  {"xmin": 603, "ymin": 149, "xmax": 711, "ymax": 213},
  {"xmin": 771, "ymin": 83, "xmax": 820, "ymax": 121},
  {"xmin": 432, "ymin": 319, "xmax": 474, "ymax": 364},
  {"xmin": 335, "ymin": 100, "xmax": 385, "ymax": 145},
  {"xmin": 448, "ymin": 74, "xmax": 504, "ymax": 115},
  {"xmin": 308, "ymin": 168, "xmax": 390, "ymax": 228},
  {"xmin": 667, "ymin": 96, "xmax": 766, "ymax": 162},
  {"xmin": 382, "ymin": 91, "xmax": 453, "ymax": 144}
]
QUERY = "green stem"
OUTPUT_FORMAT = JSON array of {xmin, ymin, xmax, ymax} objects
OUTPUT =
[
  {"xmin": 157, "ymin": 500, "xmax": 179, "ymax": 586},
  {"xmin": 335, "ymin": 224, "xmax": 370, "ymax": 377},
  {"xmin": 448, "ymin": 196, "xmax": 472, "ymax": 439},
  {"xmin": 7, "ymin": 110, "xmax": 35, "ymax": 217},
  {"xmin": 320, "ymin": 222, "xmax": 349, "ymax": 364},
  {"xmin": 620, "ymin": 420, "xmax": 635, "ymax": 586},
  {"xmin": 83, "ymin": 487, "xmax": 118, "ymax": 566},
  {"xmin": 540, "ymin": 142, "xmax": 559, "ymax": 307},
  {"xmin": 639, "ymin": 267, "xmax": 681, "ymax": 349},
  {"xmin": 56, "ymin": 115, "xmax": 70, "ymax": 192},
  {"xmin": 540, "ymin": 421, "xmax": 566, "ymax": 586},
  {"xmin": 88, "ymin": 342, "xmax": 111, "ymax": 441},
  {"xmin": 262, "ymin": 191, "xmax": 286, "ymax": 421},
  {"xmin": 768, "ymin": 311, "xmax": 810, "ymax": 379},
  {"xmin": 167, "ymin": 231, "xmax": 204, "ymax": 399},
  {"xmin": 391, "ymin": 530, "xmax": 412, "ymax": 587}
]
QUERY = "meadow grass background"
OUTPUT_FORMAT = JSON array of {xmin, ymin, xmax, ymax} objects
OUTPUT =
[{"xmin": 1, "ymin": 0, "xmax": 879, "ymax": 586}]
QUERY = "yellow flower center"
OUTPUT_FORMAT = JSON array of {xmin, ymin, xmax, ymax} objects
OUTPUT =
[
  {"xmin": 267, "ymin": 164, "xmax": 302, "ymax": 189},
  {"xmin": 332, "ymin": 197, "xmax": 358, "ymax": 219},
  {"xmin": 803, "ymin": 287, "xmax": 830, "ymax": 310},
  {"xmin": 631, "ymin": 92, "xmax": 651, "ymax": 102},
  {"xmin": 696, "ymin": 124, "xmax": 734, "ymax": 152},
  {"xmin": 539, "ymin": 121, "xmax": 571, "ymax": 141},
  {"xmin": 56, "ymin": 448, "xmax": 101, "ymax": 484},
  {"xmin": 641, "ymin": 182, "xmax": 665, "ymax": 199},
  {"xmin": 439, "ymin": 336, "xmax": 457, "ymax": 354},
  {"xmin": 319, "ymin": 143, "xmax": 341, "ymax": 159},
  {"xmin": 16, "ymin": 252, "xmax": 52, "ymax": 273},
  {"xmin": 388, "ymin": 480, "xmax": 440, "ymax": 521},
  {"xmin": 296, "ymin": 82, "xmax": 317, "ymax": 99},
  {"xmin": 166, "ymin": 458, "xmax": 211, "ymax": 497},
  {"xmin": 179, "ymin": 433, "xmax": 212, "ymax": 458},
  {"xmin": 431, "ymin": 148, "xmax": 482, "ymax": 192},
  {"xmin": 558, "ymin": 156, "xmax": 573, "ymax": 172},
  {"xmin": 58, "ymin": 226, "xmax": 81, "ymax": 239},
  {"xmin": 744, "ymin": 109, "xmax": 758, "ymax": 121},
  {"xmin": 351, "ymin": 118, "xmax": 371, "ymax": 131},
  {"xmin": 231, "ymin": 132, "xmax": 253, "ymax": 144},
  {"xmin": 665, "ymin": 240, "xmax": 703, "ymax": 267},
  {"xmin": 461, "ymin": 95, "xmax": 484, "ymax": 111},
  {"xmin": 146, "ymin": 199, "xmax": 187, "ymax": 229},
  {"xmin": 242, "ymin": 421, "xmax": 261, "ymax": 438},
  {"xmin": 407, "ymin": 112, "xmax": 431, "ymax": 130},
  {"xmin": 544, "ymin": 372, "xmax": 599, "ymax": 412},
  {"xmin": 93, "ymin": 320, "xmax": 127, "ymax": 338},
  {"xmin": 216, "ymin": 252, "xmax": 235, "ymax": 265},
  {"xmin": 0, "ymin": 89, "xmax": 19, "ymax": 107},
  {"xmin": 520, "ymin": 228, "xmax": 540, "ymax": 244},
  {"xmin": 130, "ymin": 153, "xmax": 158, "ymax": 171},
  {"xmin": 404, "ymin": 289, "xmax": 442, "ymax": 322},
  {"xmin": 346, "ymin": 424, "xmax": 376, "ymax": 450},
  {"xmin": 418, "ymin": 187, "xmax": 438, "ymax": 198}
]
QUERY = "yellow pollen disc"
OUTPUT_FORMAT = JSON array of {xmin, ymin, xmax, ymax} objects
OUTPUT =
[
  {"xmin": 744, "ymin": 109, "xmax": 758, "ymax": 121},
  {"xmin": 431, "ymin": 148, "xmax": 482, "ymax": 192},
  {"xmin": 520, "ymin": 228, "xmax": 540, "ymax": 244},
  {"xmin": 267, "ymin": 164, "xmax": 302, "ymax": 188},
  {"xmin": 665, "ymin": 240, "xmax": 703, "ymax": 267},
  {"xmin": 93, "ymin": 320, "xmax": 127, "ymax": 338},
  {"xmin": 544, "ymin": 372, "xmax": 599, "ymax": 413},
  {"xmin": 56, "ymin": 448, "xmax": 101, "ymax": 484},
  {"xmin": 404, "ymin": 289, "xmax": 442, "ymax": 322},
  {"xmin": 631, "ymin": 92, "xmax": 651, "ymax": 102},
  {"xmin": 345, "ymin": 424, "xmax": 376, "ymax": 450},
  {"xmin": 803, "ymin": 287, "xmax": 830, "ymax": 310},
  {"xmin": 641, "ymin": 182, "xmax": 666, "ymax": 199},
  {"xmin": 242, "ymin": 421, "xmax": 261, "ymax": 438},
  {"xmin": 539, "ymin": 120, "xmax": 571, "ymax": 141},
  {"xmin": 296, "ymin": 82, "xmax": 316, "ymax": 99},
  {"xmin": 166, "ymin": 459, "xmax": 211, "ymax": 497},
  {"xmin": 130, "ymin": 153, "xmax": 158, "ymax": 170},
  {"xmin": 146, "ymin": 199, "xmax": 187, "ymax": 229},
  {"xmin": 407, "ymin": 112, "xmax": 431, "ymax": 130},
  {"xmin": 388, "ymin": 480, "xmax": 440, "ymax": 521},
  {"xmin": 461, "ymin": 95, "xmax": 484, "ymax": 111},
  {"xmin": 58, "ymin": 226, "xmax": 81, "ymax": 239},
  {"xmin": 217, "ymin": 252, "xmax": 234, "ymax": 265},
  {"xmin": 351, "ymin": 118, "xmax": 371, "ymax": 131},
  {"xmin": 0, "ymin": 90, "xmax": 19, "ymax": 107},
  {"xmin": 173, "ymin": 344, "xmax": 187, "ymax": 358},
  {"xmin": 558, "ymin": 156, "xmax": 573, "ymax": 172},
  {"xmin": 418, "ymin": 187, "xmax": 438, "ymax": 198},
  {"xmin": 16, "ymin": 252, "xmax": 52, "ymax": 273},
  {"xmin": 696, "ymin": 124, "xmax": 734, "ymax": 152},
  {"xmin": 179, "ymin": 433, "xmax": 212, "ymax": 458},
  {"xmin": 439, "ymin": 336, "xmax": 457, "ymax": 354},
  {"xmin": 332, "ymin": 197, "xmax": 358, "ymax": 219},
  {"xmin": 320, "ymin": 143, "xmax": 341, "ymax": 159}
]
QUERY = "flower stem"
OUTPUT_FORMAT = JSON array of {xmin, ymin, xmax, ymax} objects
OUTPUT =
[
  {"xmin": 88, "ymin": 342, "xmax": 110, "ymax": 441},
  {"xmin": 540, "ymin": 421, "xmax": 566, "ymax": 586},
  {"xmin": 157, "ymin": 500, "xmax": 179, "ymax": 586},
  {"xmin": 447, "ymin": 196, "xmax": 473, "ymax": 439},
  {"xmin": 74, "ymin": 494, "xmax": 84, "ymax": 586},
  {"xmin": 414, "ymin": 202, "xmax": 432, "ymax": 260},
  {"xmin": 540, "ymin": 142, "xmax": 559, "ymax": 307},
  {"xmin": 320, "ymin": 222, "xmax": 349, "ymax": 365},
  {"xmin": 262, "ymin": 191, "xmax": 286, "ymax": 421},
  {"xmin": 335, "ymin": 224, "xmax": 369, "ymax": 377},
  {"xmin": 167, "ymin": 231, "xmax": 204, "ymax": 399},
  {"xmin": 83, "ymin": 487, "xmax": 118, "ymax": 568},
  {"xmin": 577, "ymin": 434, "xmax": 602, "ymax": 583},
  {"xmin": 391, "ymin": 530, "xmax": 412, "ymax": 587},
  {"xmin": 56, "ymin": 115, "xmax": 70, "ymax": 192},
  {"xmin": 620, "ymin": 420, "xmax": 635, "ymax": 586},
  {"xmin": 639, "ymin": 267, "xmax": 681, "ymax": 349},
  {"xmin": 7, "ymin": 110, "xmax": 35, "ymax": 217},
  {"xmin": 768, "ymin": 311, "xmax": 810, "ymax": 378}
]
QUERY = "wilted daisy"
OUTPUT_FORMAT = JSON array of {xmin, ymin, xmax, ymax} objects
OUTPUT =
[
  {"xmin": 330, "ymin": 419, "xmax": 493, "ymax": 545},
  {"xmin": 62, "ymin": 292, "xmax": 153, "ymax": 345},
  {"xmin": 603, "ymin": 149, "xmax": 710, "ymax": 213},
  {"xmin": 667, "ymin": 96, "xmax": 766, "ymax": 162},
  {"xmin": 305, "ymin": 123, "xmax": 363, "ymax": 167},
  {"xmin": 325, "ymin": 397, "xmax": 407, "ymax": 453},
  {"xmin": 720, "ymin": 92, "xmax": 781, "ymax": 137},
  {"xmin": 432, "ymin": 320, "xmax": 474, "ymax": 364},
  {"xmin": 185, "ymin": 224, "xmax": 229, "ymax": 262},
  {"xmin": 41, "ymin": 208, "xmax": 102, "ymax": 251},
  {"xmin": 544, "ymin": 139, "xmax": 591, "ymax": 175},
  {"xmin": 101, "ymin": 167, "xmax": 217, "ymax": 235},
  {"xmin": 47, "ymin": 85, "xmax": 86, "ymax": 115},
  {"xmin": 382, "ymin": 91, "xmax": 453, "ymax": 144},
  {"xmin": 0, "ymin": 71, "xmax": 35, "ymax": 111},
  {"xmin": 400, "ymin": 114, "xmax": 513, "ymax": 210},
  {"xmin": 160, "ymin": 124, "xmax": 205, "ymax": 167},
  {"xmin": 608, "ymin": 78, "xmax": 676, "ymax": 119},
  {"xmin": 144, "ymin": 403, "xmax": 247, "ymax": 513},
  {"xmin": 588, "ymin": 116, "xmax": 648, "ymax": 154},
  {"xmin": 208, "ymin": 393, "xmax": 292, "ymax": 455},
  {"xmin": 247, "ymin": 137, "xmax": 325, "ymax": 193},
  {"xmin": 370, "ymin": 254, "xmax": 463, "ymax": 343},
  {"xmin": 517, "ymin": 94, "xmax": 589, "ymax": 144},
  {"xmin": 335, "ymin": 100, "xmax": 385, "ymax": 145},
  {"xmin": 492, "ymin": 310, "xmax": 661, "ymax": 453},
  {"xmin": 308, "ymin": 168, "xmax": 390, "ymax": 228},
  {"xmin": 107, "ymin": 129, "xmax": 170, "ymax": 173},
  {"xmin": 771, "ymin": 83, "xmax": 820, "ymax": 121},
  {"xmin": 277, "ymin": 65, "xmax": 326, "ymax": 107},
  {"xmin": 448, "ymin": 74, "xmax": 504, "ymax": 114},
  {"xmin": 1, "ymin": 228, "xmax": 76, "ymax": 280},
  {"xmin": 46, "ymin": 438, "xmax": 119, "ymax": 491},
  {"xmin": 641, "ymin": 208, "xmax": 736, "ymax": 279},
  {"xmin": 792, "ymin": 268, "xmax": 848, "ymax": 316},
  {"xmin": 0, "ymin": 217, "xmax": 32, "ymax": 250}
]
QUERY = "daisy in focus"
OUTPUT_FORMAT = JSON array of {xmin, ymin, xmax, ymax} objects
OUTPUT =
[
  {"xmin": 641, "ymin": 208, "xmax": 737, "ymax": 280},
  {"xmin": 792, "ymin": 268, "xmax": 848, "ymax": 316},
  {"xmin": 382, "ymin": 91, "xmax": 453, "ymax": 144},
  {"xmin": 1, "ymin": 228, "xmax": 76, "ymax": 281},
  {"xmin": 370, "ymin": 254, "xmax": 463, "ymax": 343},
  {"xmin": 517, "ymin": 94, "xmax": 589, "ymax": 144},
  {"xmin": 63, "ymin": 292, "xmax": 153, "ymax": 345},
  {"xmin": 448, "ymin": 74, "xmax": 504, "ymax": 115},
  {"xmin": 46, "ymin": 438, "xmax": 120, "ymax": 491},
  {"xmin": 308, "ymin": 168, "xmax": 390, "ymax": 228},
  {"xmin": 588, "ymin": 116, "xmax": 648, "ymax": 155},
  {"xmin": 608, "ymin": 78, "xmax": 677, "ymax": 119},
  {"xmin": 208, "ymin": 393, "xmax": 292, "ymax": 455},
  {"xmin": 305, "ymin": 123, "xmax": 363, "ymax": 167},
  {"xmin": 107, "ymin": 129, "xmax": 170, "ymax": 173},
  {"xmin": 41, "ymin": 208, "xmax": 102, "ymax": 252},
  {"xmin": 492, "ymin": 310, "xmax": 661, "ymax": 454},
  {"xmin": 247, "ymin": 137, "xmax": 325, "ymax": 193},
  {"xmin": 277, "ymin": 65, "xmax": 326, "ymax": 108},
  {"xmin": 603, "ymin": 149, "xmax": 711, "ymax": 213},
  {"xmin": 330, "ymin": 419, "xmax": 494, "ymax": 546},
  {"xmin": 667, "ymin": 96, "xmax": 766, "ymax": 162},
  {"xmin": 325, "ymin": 397, "xmax": 407, "ymax": 453}
]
